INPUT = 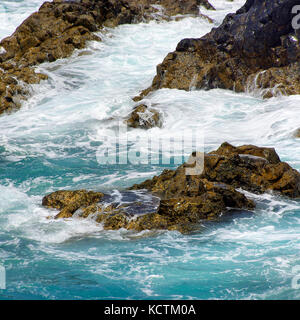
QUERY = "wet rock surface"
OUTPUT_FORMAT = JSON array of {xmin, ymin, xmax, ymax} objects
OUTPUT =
[
  {"xmin": 125, "ymin": 104, "xmax": 163, "ymax": 129},
  {"xmin": 42, "ymin": 143, "xmax": 300, "ymax": 233},
  {"xmin": 42, "ymin": 190, "xmax": 104, "ymax": 218},
  {"xmin": 135, "ymin": 0, "xmax": 300, "ymax": 100},
  {"xmin": 0, "ymin": 0, "xmax": 214, "ymax": 115}
]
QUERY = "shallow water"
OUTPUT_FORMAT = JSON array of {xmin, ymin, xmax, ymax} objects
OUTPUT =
[{"xmin": 0, "ymin": 0, "xmax": 300, "ymax": 300}]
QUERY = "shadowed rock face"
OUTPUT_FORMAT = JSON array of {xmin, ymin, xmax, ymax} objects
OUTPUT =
[
  {"xmin": 0, "ymin": 0, "xmax": 214, "ymax": 115},
  {"xmin": 135, "ymin": 0, "xmax": 300, "ymax": 100},
  {"xmin": 42, "ymin": 142, "xmax": 300, "ymax": 233},
  {"xmin": 128, "ymin": 180, "xmax": 255, "ymax": 233}
]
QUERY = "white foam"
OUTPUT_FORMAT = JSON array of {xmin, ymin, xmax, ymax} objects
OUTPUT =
[
  {"xmin": 0, "ymin": 0, "xmax": 45, "ymax": 40},
  {"xmin": 0, "ymin": 1, "xmax": 299, "ymax": 292}
]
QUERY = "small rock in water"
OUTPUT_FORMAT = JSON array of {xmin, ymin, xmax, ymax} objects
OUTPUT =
[
  {"xmin": 294, "ymin": 129, "xmax": 300, "ymax": 138},
  {"xmin": 125, "ymin": 104, "xmax": 162, "ymax": 129}
]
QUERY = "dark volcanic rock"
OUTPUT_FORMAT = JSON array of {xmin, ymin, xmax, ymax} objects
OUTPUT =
[
  {"xmin": 42, "ymin": 143, "xmax": 300, "ymax": 233},
  {"xmin": 0, "ymin": 0, "xmax": 214, "ymax": 115},
  {"xmin": 135, "ymin": 0, "xmax": 300, "ymax": 100}
]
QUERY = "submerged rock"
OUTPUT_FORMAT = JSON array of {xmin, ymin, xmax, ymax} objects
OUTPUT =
[
  {"xmin": 134, "ymin": 0, "xmax": 300, "ymax": 100},
  {"xmin": 42, "ymin": 143, "xmax": 300, "ymax": 233},
  {"xmin": 0, "ymin": 0, "xmax": 214, "ymax": 115},
  {"xmin": 125, "ymin": 104, "xmax": 163, "ymax": 129}
]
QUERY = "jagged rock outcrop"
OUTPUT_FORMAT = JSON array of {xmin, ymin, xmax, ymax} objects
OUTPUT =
[
  {"xmin": 42, "ymin": 142, "xmax": 300, "ymax": 233},
  {"xmin": 0, "ymin": 0, "xmax": 214, "ymax": 115},
  {"xmin": 131, "ymin": 142, "xmax": 300, "ymax": 198},
  {"xmin": 134, "ymin": 0, "xmax": 300, "ymax": 101}
]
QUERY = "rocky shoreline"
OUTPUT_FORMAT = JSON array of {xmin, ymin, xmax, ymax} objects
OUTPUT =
[
  {"xmin": 134, "ymin": 0, "xmax": 300, "ymax": 101},
  {"xmin": 1, "ymin": 1, "xmax": 299, "ymax": 124},
  {"xmin": 0, "ymin": 0, "xmax": 214, "ymax": 115},
  {"xmin": 1, "ymin": 1, "xmax": 300, "ymax": 234},
  {"xmin": 43, "ymin": 143, "xmax": 300, "ymax": 233}
]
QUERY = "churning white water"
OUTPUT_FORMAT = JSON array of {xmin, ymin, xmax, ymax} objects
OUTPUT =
[{"xmin": 0, "ymin": 0, "xmax": 300, "ymax": 300}]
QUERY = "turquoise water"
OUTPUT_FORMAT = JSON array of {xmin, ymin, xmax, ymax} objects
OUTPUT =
[{"xmin": 0, "ymin": 0, "xmax": 300, "ymax": 300}]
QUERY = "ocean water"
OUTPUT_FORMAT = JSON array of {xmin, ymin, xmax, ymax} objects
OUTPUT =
[{"xmin": 0, "ymin": 0, "xmax": 300, "ymax": 300}]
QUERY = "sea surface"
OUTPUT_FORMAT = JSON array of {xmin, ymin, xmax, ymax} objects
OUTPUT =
[{"xmin": 0, "ymin": 0, "xmax": 300, "ymax": 300}]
